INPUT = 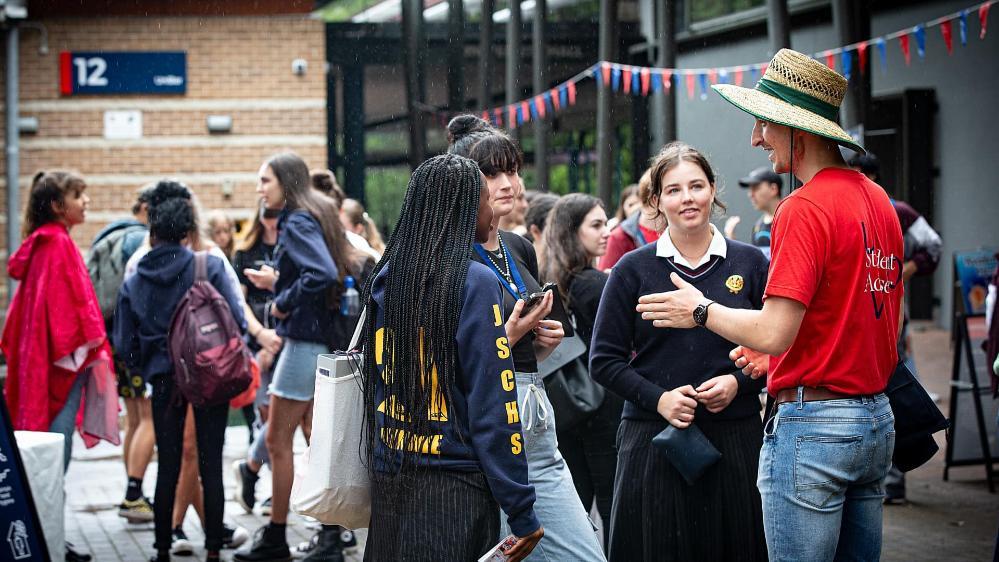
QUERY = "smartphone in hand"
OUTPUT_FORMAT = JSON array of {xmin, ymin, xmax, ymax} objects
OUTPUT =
[
  {"xmin": 523, "ymin": 282, "xmax": 557, "ymax": 311},
  {"xmin": 479, "ymin": 535, "xmax": 519, "ymax": 562}
]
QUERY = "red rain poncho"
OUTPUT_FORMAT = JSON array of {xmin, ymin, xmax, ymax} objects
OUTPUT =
[{"xmin": 2, "ymin": 222, "xmax": 119, "ymax": 446}]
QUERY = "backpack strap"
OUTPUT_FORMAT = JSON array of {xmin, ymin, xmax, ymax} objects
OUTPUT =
[{"xmin": 194, "ymin": 251, "xmax": 208, "ymax": 283}]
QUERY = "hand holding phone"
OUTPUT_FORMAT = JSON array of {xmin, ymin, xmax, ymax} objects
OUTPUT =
[{"xmin": 523, "ymin": 282, "xmax": 557, "ymax": 311}]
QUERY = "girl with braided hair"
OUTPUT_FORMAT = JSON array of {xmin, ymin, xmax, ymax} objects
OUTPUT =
[
  {"xmin": 449, "ymin": 115, "xmax": 606, "ymax": 561},
  {"xmin": 361, "ymin": 154, "xmax": 543, "ymax": 561}
]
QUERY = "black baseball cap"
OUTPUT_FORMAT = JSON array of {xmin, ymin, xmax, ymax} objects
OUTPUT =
[{"xmin": 738, "ymin": 166, "xmax": 783, "ymax": 189}]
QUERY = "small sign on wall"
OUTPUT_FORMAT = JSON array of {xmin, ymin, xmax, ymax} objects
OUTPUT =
[
  {"xmin": 104, "ymin": 110, "xmax": 142, "ymax": 140},
  {"xmin": 60, "ymin": 51, "xmax": 186, "ymax": 95}
]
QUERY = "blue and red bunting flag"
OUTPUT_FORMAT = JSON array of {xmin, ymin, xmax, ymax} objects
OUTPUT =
[
  {"xmin": 981, "ymin": 2, "xmax": 991, "ymax": 38},
  {"xmin": 941, "ymin": 20, "xmax": 954, "ymax": 53},
  {"xmin": 444, "ymin": 1, "xmax": 993, "ymax": 129},
  {"xmin": 914, "ymin": 25, "xmax": 926, "ymax": 58},
  {"xmin": 877, "ymin": 37, "xmax": 888, "ymax": 73}
]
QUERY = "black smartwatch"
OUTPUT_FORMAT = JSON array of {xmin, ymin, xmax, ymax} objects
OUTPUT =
[{"xmin": 693, "ymin": 300, "xmax": 715, "ymax": 327}]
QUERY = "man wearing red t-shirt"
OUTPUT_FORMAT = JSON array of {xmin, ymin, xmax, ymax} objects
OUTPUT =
[{"xmin": 636, "ymin": 50, "xmax": 903, "ymax": 561}]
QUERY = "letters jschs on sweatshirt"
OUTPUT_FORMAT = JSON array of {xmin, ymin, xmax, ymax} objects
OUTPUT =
[{"xmin": 369, "ymin": 260, "xmax": 540, "ymax": 537}]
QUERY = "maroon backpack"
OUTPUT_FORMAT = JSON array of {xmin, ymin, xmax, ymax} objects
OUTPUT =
[{"xmin": 168, "ymin": 252, "xmax": 252, "ymax": 407}]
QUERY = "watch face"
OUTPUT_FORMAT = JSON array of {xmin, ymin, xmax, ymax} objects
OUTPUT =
[{"xmin": 694, "ymin": 304, "xmax": 707, "ymax": 326}]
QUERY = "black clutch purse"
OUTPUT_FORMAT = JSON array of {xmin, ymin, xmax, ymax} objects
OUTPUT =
[
  {"xmin": 886, "ymin": 360, "xmax": 949, "ymax": 472},
  {"xmin": 652, "ymin": 423, "xmax": 722, "ymax": 485}
]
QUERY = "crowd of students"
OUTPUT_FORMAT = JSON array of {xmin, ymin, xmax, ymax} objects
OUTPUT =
[{"xmin": 2, "ymin": 48, "xmax": 930, "ymax": 562}]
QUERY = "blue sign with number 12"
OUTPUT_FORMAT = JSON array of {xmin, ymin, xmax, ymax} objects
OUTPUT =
[{"xmin": 60, "ymin": 51, "xmax": 186, "ymax": 95}]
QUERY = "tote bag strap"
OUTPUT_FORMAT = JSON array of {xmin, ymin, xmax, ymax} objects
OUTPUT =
[{"xmin": 348, "ymin": 306, "xmax": 367, "ymax": 352}]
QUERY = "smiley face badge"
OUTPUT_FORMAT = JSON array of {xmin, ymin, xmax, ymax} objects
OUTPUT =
[{"xmin": 725, "ymin": 274, "xmax": 744, "ymax": 294}]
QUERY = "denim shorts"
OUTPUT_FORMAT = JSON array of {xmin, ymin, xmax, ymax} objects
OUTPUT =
[{"xmin": 268, "ymin": 338, "xmax": 327, "ymax": 402}]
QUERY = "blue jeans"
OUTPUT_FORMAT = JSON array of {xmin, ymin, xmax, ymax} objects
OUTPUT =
[
  {"xmin": 500, "ymin": 372, "xmax": 606, "ymax": 561},
  {"xmin": 48, "ymin": 372, "xmax": 87, "ymax": 473},
  {"xmin": 758, "ymin": 390, "xmax": 894, "ymax": 562}
]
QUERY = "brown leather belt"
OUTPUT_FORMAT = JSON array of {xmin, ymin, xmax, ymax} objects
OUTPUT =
[{"xmin": 774, "ymin": 387, "xmax": 855, "ymax": 406}]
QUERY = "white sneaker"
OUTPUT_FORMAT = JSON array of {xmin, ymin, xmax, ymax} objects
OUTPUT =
[
  {"xmin": 223, "ymin": 523, "xmax": 251, "ymax": 549},
  {"xmin": 171, "ymin": 527, "xmax": 194, "ymax": 556}
]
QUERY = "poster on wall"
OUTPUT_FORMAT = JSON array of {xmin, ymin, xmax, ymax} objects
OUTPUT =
[
  {"xmin": 0, "ymin": 401, "xmax": 49, "ymax": 561},
  {"xmin": 954, "ymin": 248, "xmax": 998, "ymax": 316}
]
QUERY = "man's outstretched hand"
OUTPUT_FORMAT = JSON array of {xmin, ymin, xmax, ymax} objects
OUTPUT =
[{"xmin": 730, "ymin": 346, "xmax": 769, "ymax": 379}]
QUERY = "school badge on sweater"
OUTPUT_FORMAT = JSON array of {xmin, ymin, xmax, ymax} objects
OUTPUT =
[{"xmin": 725, "ymin": 275, "xmax": 744, "ymax": 294}]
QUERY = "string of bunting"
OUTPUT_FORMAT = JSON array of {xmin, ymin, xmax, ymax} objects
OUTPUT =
[{"xmin": 429, "ymin": 0, "xmax": 993, "ymax": 129}]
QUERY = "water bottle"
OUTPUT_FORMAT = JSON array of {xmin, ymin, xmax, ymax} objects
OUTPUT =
[{"xmin": 341, "ymin": 275, "xmax": 360, "ymax": 316}]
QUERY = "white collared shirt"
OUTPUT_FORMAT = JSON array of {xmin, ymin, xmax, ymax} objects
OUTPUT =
[{"xmin": 656, "ymin": 225, "xmax": 728, "ymax": 269}]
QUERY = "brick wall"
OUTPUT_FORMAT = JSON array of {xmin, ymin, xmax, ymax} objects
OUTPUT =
[{"xmin": 0, "ymin": 14, "xmax": 328, "ymax": 305}]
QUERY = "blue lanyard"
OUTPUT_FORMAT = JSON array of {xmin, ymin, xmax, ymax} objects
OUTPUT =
[{"xmin": 474, "ymin": 241, "xmax": 528, "ymax": 301}]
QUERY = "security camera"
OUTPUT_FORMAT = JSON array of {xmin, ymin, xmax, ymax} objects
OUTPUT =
[{"xmin": 292, "ymin": 59, "xmax": 308, "ymax": 76}]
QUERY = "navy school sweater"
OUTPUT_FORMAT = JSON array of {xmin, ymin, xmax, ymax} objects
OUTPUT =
[
  {"xmin": 369, "ymin": 260, "xmax": 540, "ymax": 537},
  {"xmin": 589, "ymin": 239, "xmax": 769, "ymax": 422},
  {"xmin": 273, "ymin": 210, "xmax": 339, "ymax": 344},
  {"xmin": 114, "ymin": 244, "xmax": 246, "ymax": 382}
]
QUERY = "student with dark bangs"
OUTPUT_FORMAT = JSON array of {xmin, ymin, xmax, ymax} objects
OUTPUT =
[
  {"xmin": 361, "ymin": 154, "xmax": 542, "ymax": 561},
  {"xmin": 449, "ymin": 115, "xmax": 606, "ymax": 561}
]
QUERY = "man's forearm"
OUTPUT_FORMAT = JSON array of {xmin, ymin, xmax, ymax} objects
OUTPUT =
[{"xmin": 704, "ymin": 306, "xmax": 785, "ymax": 355}]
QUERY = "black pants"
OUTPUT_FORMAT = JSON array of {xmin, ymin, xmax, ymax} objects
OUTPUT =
[
  {"xmin": 364, "ymin": 469, "xmax": 499, "ymax": 562},
  {"xmin": 151, "ymin": 376, "xmax": 229, "ymax": 552},
  {"xmin": 556, "ymin": 395, "xmax": 621, "ymax": 544}
]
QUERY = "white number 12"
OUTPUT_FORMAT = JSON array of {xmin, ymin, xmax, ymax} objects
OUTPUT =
[{"xmin": 73, "ymin": 57, "xmax": 108, "ymax": 87}]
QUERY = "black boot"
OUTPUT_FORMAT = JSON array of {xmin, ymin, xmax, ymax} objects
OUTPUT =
[
  {"xmin": 66, "ymin": 542, "xmax": 93, "ymax": 562},
  {"xmin": 234, "ymin": 523, "xmax": 291, "ymax": 562},
  {"xmin": 301, "ymin": 525, "xmax": 345, "ymax": 562}
]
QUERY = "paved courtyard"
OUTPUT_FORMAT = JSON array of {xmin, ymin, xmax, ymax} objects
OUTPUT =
[{"xmin": 53, "ymin": 322, "xmax": 998, "ymax": 561}]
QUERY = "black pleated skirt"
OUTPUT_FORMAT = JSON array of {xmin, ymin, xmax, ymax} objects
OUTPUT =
[
  {"xmin": 608, "ymin": 416, "xmax": 767, "ymax": 562},
  {"xmin": 364, "ymin": 469, "xmax": 500, "ymax": 562}
]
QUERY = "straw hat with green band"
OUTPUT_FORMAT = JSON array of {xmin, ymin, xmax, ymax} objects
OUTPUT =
[{"xmin": 712, "ymin": 48, "xmax": 865, "ymax": 154}]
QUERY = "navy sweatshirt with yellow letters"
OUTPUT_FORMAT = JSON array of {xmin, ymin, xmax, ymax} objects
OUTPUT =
[{"xmin": 369, "ymin": 260, "xmax": 540, "ymax": 537}]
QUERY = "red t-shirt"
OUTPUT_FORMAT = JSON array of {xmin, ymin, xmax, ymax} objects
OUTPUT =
[{"xmin": 764, "ymin": 168, "xmax": 904, "ymax": 395}]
